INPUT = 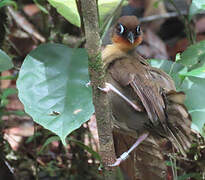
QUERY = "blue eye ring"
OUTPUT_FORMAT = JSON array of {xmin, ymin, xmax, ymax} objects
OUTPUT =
[
  {"xmin": 117, "ymin": 23, "xmax": 125, "ymax": 35},
  {"xmin": 136, "ymin": 25, "xmax": 141, "ymax": 34}
]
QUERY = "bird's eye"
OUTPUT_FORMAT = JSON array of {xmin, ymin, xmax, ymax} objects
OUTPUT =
[
  {"xmin": 117, "ymin": 23, "xmax": 125, "ymax": 35},
  {"xmin": 136, "ymin": 25, "xmax": 141, "ymax": 34}
]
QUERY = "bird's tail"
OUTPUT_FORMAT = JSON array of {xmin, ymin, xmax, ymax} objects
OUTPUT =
[{"xmin": 165, "ymin": 91, "xmax": 193, "ymax": 156}]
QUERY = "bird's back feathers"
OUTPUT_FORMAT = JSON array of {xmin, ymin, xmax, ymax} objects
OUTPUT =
[{"xmin": 102, "ymin": 44, "xmax": 193, "ymax": 156}]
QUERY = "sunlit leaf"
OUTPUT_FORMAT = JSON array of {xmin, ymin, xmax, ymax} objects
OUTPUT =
[
  {"xmin": 47, "ymin": 0, "xmax": 127, "ymax": 27},
  {"xmin": 47, "ymin": 0, "xmax": 80, "ymax": 27},
  {"xmin": 189, "ymin": 0, "xmax": 205, "ymax": 20},
  {"xmin": 191, "ymin": 111, "xmax": 205, "ymax": 137},
  {"xmin": 180, "ymin": 40, "xmax": 205, "ymax": 66},
  {"xmin": 180, "ymin": 77, "xmax": 205, "ymax": 136},
  {"xmin": 17, "ymin": 43, "xmax": 94, "ymax": 145},
  {"xmin": 98, "ymin": 0, "xmax": 127, "ymax": 26},
  {"xmin": 180, "ymin": 65, "xmax": 205, "ymax": 78},
  {"xmin": 0, "ymin": 0, "xmax": 17, "ymax": 9}
]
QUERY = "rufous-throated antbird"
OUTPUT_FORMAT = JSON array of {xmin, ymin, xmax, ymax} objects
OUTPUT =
[{"xmin": 99, "ymin": 16, "xmax": 194, "ymax": 179}]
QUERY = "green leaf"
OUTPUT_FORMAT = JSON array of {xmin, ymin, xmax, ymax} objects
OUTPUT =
[
  {"xmin": 0, "ymin": 75, "xmax": 17, "ymax": 80},
  {"xmin": 17, "ymin": 43, "xmax": 94, "ymax": 145},
  {"xmin": 150, "ymin": 59, "xmax": 205, "ymax": 137},
  {"xmin": 1, "ymin": 88, "xmax": 17, "ymax": 99},
  {"xmin": 178, "ymin": 173, "xmax": 201, "ymax": 180},
  {"xmin": 38, "ymin": 136, "xmax": 101, "ymax": 161},
  {"xmin": 25, "ymin": 132, "xmax": 42, "ymax": 144},
  {"xmin": 149, "ymin": 59, "xmax": 184, "ymax": 88},
  {"xmin": 0, "ymin": 0, "xmax": 17, "ymax": 9},
  {"xmin": 180, "ymin": 40, "xmax": 205, "ymax": 66},
  {"xmin": 0, "ymin": 88, "xmax": 17, "ymax": 107},
  {"xmin": 47, "ymin": 0, "xmax": 126, "ymax": 27},
  {"xmin": 175, "ymin": 53, "xmax": 181, "ymax": 62},
  {"xmin": 189, "ymin": 0, "xmax": 205, "ymax": 20},
  {"xmin": 47, "ymin": 0, "xmax": 80, "ymax": 27},
  {"xmin": 38, "ymin": 136, "xmax": 60, "ymax": 154},
  {"xmin": 98, "ymin": 0, "xmax": 127, "ymax": 27},
  {"xmin": 33, "ymin": 0, "xmax": 48, "ymax": 14},
  {"xmin": 0, "ymin": 49, "xmax": 13, "ymax": 72},
  {"xmin": 7, "ymin": 110, "xmax": 26, "ymax": 116},
  {"xmin": 180, "ymin": 65, "xmax": 205, "ymax": 78},
  {"xmin": 180, "ymin": 77, "xmax": 205, "ymax": 136},
  {"xmin": 153, "ymin": 0, "xmax": 164, "ymax": 8},
  {"xmin": 181, "ymin": 77, "xmax": 205, "ymax": 112},
  {"xmin": 191, "ymin": 111, "xmax": 205, "ymax": 137},
  {"xmin": 68, "ymin": 137, "xmax": 101, "ymax": 161}
]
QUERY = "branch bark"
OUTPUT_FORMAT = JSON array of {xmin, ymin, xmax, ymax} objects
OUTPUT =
[{"xmin": 80, "ymin": 0, "xmax": 116, "ymax": 179}]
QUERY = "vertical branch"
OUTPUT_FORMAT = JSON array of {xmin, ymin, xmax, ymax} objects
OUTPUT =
[
  {"xmin": 80, "ymin": 0, "xmax": 116, "ymax": 178},
  {"xmin": 75, "ymin": 0, "xmax": 85, "ymax": 35}
]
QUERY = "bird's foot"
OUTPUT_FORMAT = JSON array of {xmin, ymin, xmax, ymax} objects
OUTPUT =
[
  {"xmin": 98, "ymin": 82, "xmax": 142, "ymax": 111},
  {"xmin": 98, "ymin": 82, "xmax": 111, "ymax": 93},
  {"xmin": 108, "ymin": 133, "xmax": 149, "ymax": 167},
  {"xmin": 108, "ymin": 152, "xmax": 129, "ymax": 167}
]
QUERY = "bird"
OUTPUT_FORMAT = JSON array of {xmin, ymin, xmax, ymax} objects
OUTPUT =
[{"xmin": 100, "ymin": 16, "xmax": 193, "ymax": 171}]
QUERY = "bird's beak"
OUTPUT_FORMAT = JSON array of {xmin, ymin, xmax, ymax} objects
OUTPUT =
[{"xmin": 127, "ymin": 31, "xmax": 135, "ymax": 44}]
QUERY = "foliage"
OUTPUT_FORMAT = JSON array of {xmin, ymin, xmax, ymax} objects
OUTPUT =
[
  {"xmin": 0, "ymin": 49, "xmax": 16, "ymax": 116},
  {"xmin": 0, "ymin": 0, "xmax": 205, "ymax": 178},
  {"xmin": 180, "ymin": 41, "xmax": 205, "ymax": 66},
  {"xmin": 17, "ymin": 43, "xmax": 94, "ymax": 145},
  {"xmin": 0, "ymin": 49, "xmax": 13, "ymax": 72},
  {"xmin": 189, "ymin": 0, "xmax": 205, "ymax": 20},
  {"xmin": 47, "ymin": 0, "xmax": 127, "ymax": 27},
  {"xmin": 47, "ymin": 0, "xmax": 81, "ymax": 27},
  {"xmin": 33, "ymin": 0, "xmax": 48, "ymax": 14},
  {"xmin": 0, "ymin": 0, "xmax": 17, "ymax": 9},
  {"xmin": 150, "ymin": 40, "xmax": 205, "ymax": 137}
]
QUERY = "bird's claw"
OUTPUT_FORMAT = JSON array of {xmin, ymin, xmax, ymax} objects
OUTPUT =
[
  {"xmin": 86, "ymin": 81, "xmax": 91, "ymax": 87},
  {"xmin": 108, "ymin": 152, "xmax": 129, "ymax": 167},
  {"xmin": 98, "ymin": 83, "xmax": 111, "ymax": 93}
]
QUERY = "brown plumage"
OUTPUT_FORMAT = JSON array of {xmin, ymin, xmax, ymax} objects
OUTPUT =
[{"xmin": 102, "ymin": 16, "xmax": 193, "ymax": 179}]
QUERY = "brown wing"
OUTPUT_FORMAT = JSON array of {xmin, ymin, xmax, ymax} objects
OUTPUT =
[{"xmin": 108, "ymin": 56, "xmax": 167, "ymax": 129}]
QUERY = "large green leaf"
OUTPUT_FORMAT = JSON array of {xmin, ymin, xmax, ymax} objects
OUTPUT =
[
  {"xmin": 17, "ymin": 43, "xmax": 94, "ymax": 145},
  {"xmin": 190, "ymin": 111, "xmax": 205, "ymax": 137},
  {"xmin": 179, "ymin": 77, "xmax": 205, "ymax": 136},
  {"xmin": 180, "ymin": 40, "xmax": 205, "ymax": 66},
  {"xmin": 181, "ymin": 77, "xmax": 205, "ymax": 112},
  {"xmin": 0, "ymin": 49, "xmax": 13, "ymax": 72},
  {"xmin": 47, "ymin": 0, "xmax": 125, "ymax": 27},
  {"xmin": 189, "ymin": 0, "xmax": 205, "ymax": 20}
]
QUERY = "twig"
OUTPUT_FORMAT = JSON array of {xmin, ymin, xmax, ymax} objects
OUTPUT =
[
  {"xmin": 7, "ymin": 6, "xmax": 45, "ymax": 43},
  {"xmin": 80, "ymin": 0, "xmax": 116, "ymax": 179},
  {"xmin": 139, "ymin": 10, "xmax": 187, "ymax": 22},
  {"xmin": 140, "ymin": 10, "xmax": 205, "ymax": 23}
]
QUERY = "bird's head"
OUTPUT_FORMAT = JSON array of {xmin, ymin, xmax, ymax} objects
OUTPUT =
[{"xmin": 112, "ymin": 16, "xmax": 142, "ymax": 52}]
